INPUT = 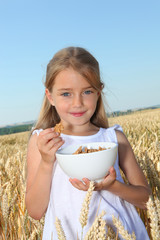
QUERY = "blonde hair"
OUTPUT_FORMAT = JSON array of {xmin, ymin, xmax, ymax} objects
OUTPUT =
[{"xmin": 33, "ymin": 47, "xmax": 109, "ymax": 131}]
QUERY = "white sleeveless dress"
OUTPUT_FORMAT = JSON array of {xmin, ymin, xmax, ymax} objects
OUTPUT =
[{"xmin": 33, "ymin": 125, "xmax": 149, "ymax": 240}]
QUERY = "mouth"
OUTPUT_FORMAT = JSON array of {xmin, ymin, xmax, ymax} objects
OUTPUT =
[{"xmin": 70, "ymin": 111, "xmax": 86, "ymax": 117}]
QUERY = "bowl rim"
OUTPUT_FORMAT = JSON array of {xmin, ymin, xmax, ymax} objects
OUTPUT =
[{"xmin": 56, "ymin": 141, "xmax": 118, "ymax": 156}]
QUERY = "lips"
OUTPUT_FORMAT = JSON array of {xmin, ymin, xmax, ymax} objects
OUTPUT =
[{"xmin": 70, "ymin": 111, "xmax": 86, "ymax": 117}]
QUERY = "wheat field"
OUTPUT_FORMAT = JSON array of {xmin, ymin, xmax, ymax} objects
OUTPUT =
[{"xmin": 0, "ymin": 109, "xmax": 160, "ymax": 239}]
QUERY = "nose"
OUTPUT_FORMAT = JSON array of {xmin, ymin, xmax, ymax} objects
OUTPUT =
[{"xmin": 72, "ymin": 94, "xmax": 83, "ymax": 107}]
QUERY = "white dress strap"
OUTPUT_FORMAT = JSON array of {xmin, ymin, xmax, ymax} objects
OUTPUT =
[
  {"xmin": 109, "ymin": 124, "xmax": 123, "ymax": 132},
  {"xmin": 32, "ymin": 129, "xmax": 43, "ymax": 136}
]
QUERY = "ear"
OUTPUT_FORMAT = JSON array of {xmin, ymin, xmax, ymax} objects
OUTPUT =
[
  {"xmin": 45, "ymin": 89, "xmax": 55, "ymax": 106},
  {"xmin": 97, "ymin": 90, "xmax": 101, "ymax": 98}
]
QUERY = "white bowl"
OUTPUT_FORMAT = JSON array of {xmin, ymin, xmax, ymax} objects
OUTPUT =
[{"xmin": 56, "ymin": 142, "xmax": 118, "ymax": 181}]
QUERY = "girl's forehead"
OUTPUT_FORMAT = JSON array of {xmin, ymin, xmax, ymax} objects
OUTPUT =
[{"xmin": 54, "ymin": 68, "xmax": 91, "ymax": 88}]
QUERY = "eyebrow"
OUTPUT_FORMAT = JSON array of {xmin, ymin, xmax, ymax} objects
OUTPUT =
[{"xmin": 57, "ymin": 86, "xmax": 93, "ymax": 91}]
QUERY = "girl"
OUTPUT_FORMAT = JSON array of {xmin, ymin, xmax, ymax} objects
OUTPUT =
[{"xmin": 25, "ymin": 47, "xmax": 151, "ymax": 240}]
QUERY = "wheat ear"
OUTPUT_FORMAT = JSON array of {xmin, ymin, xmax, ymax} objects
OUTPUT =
[
  {"xmin": 106, "ymin": 225, "xmax": 117, "ymax": 239},
  {"xmin": 28, "ymin": 228, "xmax": 37, "ymax": 240},
  {"xmin": 112, "ymin": 215, "xmax": 136, "ymax": 240},
  {"xmin": 55, "ymin": 217, "xmax": 66, "ymax": 240},
  {"xmin": 154, "ymin": 197, "xmax": 160, "ymax": 223},
  {"xmin": 79, "ymin": 181, "xmax": 95, "ymax": 229},
  {"xmin": 84, "ymin": 210, "xmax": 106, "ymax": 240},
  {"xmin": 146, "ymin": 196, "xmax": 160, "ymax": 240},
  {"xmin": 97, "ymin": 217, "xmax": 106, "ymax": 240},
  {"xmin": 2, "ymin": 192, "xmax": 9, "ymax": 239}
]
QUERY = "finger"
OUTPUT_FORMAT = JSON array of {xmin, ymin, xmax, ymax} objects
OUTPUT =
[
  {"xmin": 103, "ymin": 167, "xmax": 115, "ymax": 178},
  {"xmin": 43, "ymin": 140, "xmax": 64, "ymax": 159},
  {"xmin": 69, "ymin": 178, "xmax": 88, "ymax": 191},
  {"xmin": 50, "ymin": 139, "xmax": 65, "ymax": 152},
  {"xmin": 39, "ymin": 127, "xmax": 55, "ymax": 136},
  {"xmin": 109, "ymin": 166, "xmax": 114, "ymax": 172},
  {"xmin": 54, "ymin": 139, "xmax": 65, "ymax": 152},
  {"xmin": 82, "ymin": 178, "xmax": 90, "ymax": 188},
  {"xmin": 108, "ymin": 167, "xmax": 116, "ymax": 176},
  {"xmin": 69, "ymin": 179, "xmax": 80, "ymax": 189},
  {"xmin": 39, "ymin": 131, "xmax": 60, "ymax": 144},
  {"xmin": 47, "ymin": 137, "xmax": 63, "ymax": 150}
]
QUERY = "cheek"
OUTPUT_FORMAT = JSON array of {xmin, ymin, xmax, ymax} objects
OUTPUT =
[
  {"xmin": 87, "ymin": 96, "xmax": 98, "ymax": 109},
  {"xmin": 55, "ymin": 101, "xmax": 69, "ymax": 114}
]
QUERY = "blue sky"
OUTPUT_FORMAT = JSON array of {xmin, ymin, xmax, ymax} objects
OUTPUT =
[{"xmin": 0, "ymin": 0, "xmax": 160, "ymax": 126}]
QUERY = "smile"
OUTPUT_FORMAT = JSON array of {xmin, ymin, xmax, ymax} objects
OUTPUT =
[{"xmin": 70, "ymin": 112, "xmax": 86, "ymax": 117}]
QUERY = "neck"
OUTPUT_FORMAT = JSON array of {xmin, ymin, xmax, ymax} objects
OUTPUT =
[{"xmin": 61, "ymin": 122, "xmax": 99, "ymax": 136}]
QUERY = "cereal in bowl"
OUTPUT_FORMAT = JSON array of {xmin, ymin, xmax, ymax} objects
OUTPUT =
[{"xmin": 73, "ymin": 146, "xmax": 108, "ymax": 154}]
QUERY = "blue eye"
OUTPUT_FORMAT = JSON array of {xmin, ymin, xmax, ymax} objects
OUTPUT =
[
  {"xmin": 84, "ymin": 90, "xmax": 92, "ymax": 95},
  {"xmin": 61, "ymin": 92, "xmax": 70, "ymax": 97}
]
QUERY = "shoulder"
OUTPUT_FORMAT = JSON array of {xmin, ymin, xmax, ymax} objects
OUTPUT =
[
  {"xmin": 27, "ymin": 133, "xmax": 40, "ymax": 162},
  {"xmin": 28, "ymin": 129, "xmax": 42, "ymax": 147},
  {"xmin": 115, "ymin": 129, "xmax": 136, "ymax": 171},
  {"xmin": 26, "ymin": 133, "xmax": 42, "ymax": 194},
  {"xmin": 27, "ymin": 129, "xmax": 43, "ymax": 146},
  {"xmin": 115, "ymin": 130, "xmax": 132, "ymax": 153},
  {"xmin": 105, "ymin": 124, "xmax": 124, "ymax": 140},
  {"xmin": 27, "ymin": 129, "xmax": 44, "ymax": 160},
  {"xmin": 115, "ymin": 130, "xmax": 128, "ymax": 143}
]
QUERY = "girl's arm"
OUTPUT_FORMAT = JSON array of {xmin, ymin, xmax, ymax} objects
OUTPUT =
[
  {"xmin": 108, "ymin": 130, "xmax": 151, "ymax": 209},
  {"xmin": 25, "ymin": 128, "xmax": 64, "ymax": 220},
  {"xmin": 69, "ymin": 130, "xmax": 151, "ymax": 209}
]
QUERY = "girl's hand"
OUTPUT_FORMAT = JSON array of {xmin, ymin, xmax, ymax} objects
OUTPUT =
[
  {"xmin": 37, "ymin": 128, "xmax": 64, "ymax": 163},
  {"xmin": 69, "ymin": 166, "xmax": 117, "ymax": 191},
  {"xmin": 95, "ymin": 166, "xmax": 116, "ymax": 191}
]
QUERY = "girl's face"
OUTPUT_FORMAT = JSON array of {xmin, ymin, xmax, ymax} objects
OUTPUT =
[{"xmin": 46, "ymin": 68, "xmax": 100, "ymax": 132}]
